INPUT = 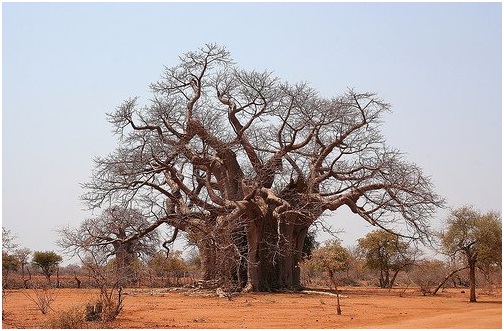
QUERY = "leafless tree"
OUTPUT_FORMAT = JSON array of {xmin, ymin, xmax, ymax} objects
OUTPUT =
[
  {"xmin": 408, "ymin": 259, "xmax": 449, "ymax": 295},
  {"xmin": 58, "ymin": 206, "xmax": 161, "ymax": 285},
  {"xmin": 82, "ymin": 43, "xmax": 444, "ymax": 291},
  {"xmin": 2, "ymin": 227, "xmax": 19, "ymax": 254}
]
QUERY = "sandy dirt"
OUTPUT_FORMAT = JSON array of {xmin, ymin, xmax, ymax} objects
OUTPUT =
[{"xmin": 2, "ymin": 287, "xmax": 501, "ymax": 329}]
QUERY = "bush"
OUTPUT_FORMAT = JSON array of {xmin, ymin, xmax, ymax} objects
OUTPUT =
[
  {"xmin": 408, "ymin": 260, "xmax": 447, "ymax": 295},
  {"xmin": 46, "ymin": 306, "xmax": 87, "ymax": 329}
]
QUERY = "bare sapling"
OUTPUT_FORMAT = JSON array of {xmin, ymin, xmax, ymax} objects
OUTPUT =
[
  {"xmin": 84, "ymin": 256, "xmax": 125, "ymax": 322},
  {"xmin": 328, "ymin": 270, "xmax": 342, "ymax": 315},
  {"xmin": 22, "ymin": 285, "xmax": 57, "ymax": 314}
]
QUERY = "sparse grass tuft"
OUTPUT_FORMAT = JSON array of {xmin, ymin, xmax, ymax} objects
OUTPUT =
[{"xmin": 46, "ymin": 306, "xmax": 88, "ymax": 329}]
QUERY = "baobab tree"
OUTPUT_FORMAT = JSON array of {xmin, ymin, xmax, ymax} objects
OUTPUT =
[
  {"xmin": 58, "ymin": 206, "xmax": 161, "ymax": 284},
  {"xmin": 82, "ymin": 43, "xmax": 444, "ymax": 291}
]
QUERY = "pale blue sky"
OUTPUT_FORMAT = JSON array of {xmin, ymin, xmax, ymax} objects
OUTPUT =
[{"xmin": 3, "ymin": 2, "xmax": 502, "ymax": 263}]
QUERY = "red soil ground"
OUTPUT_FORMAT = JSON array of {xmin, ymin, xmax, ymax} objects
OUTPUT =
[{"xmin": 2, "ymin": 286, "xmax": 501, "ymax": 328}]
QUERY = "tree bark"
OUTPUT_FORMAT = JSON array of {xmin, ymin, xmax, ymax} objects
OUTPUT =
[
  {"xmin": 379, "ymin": 268, "xmax": 391, "ymax": 288},
  {"xmin": 115, "ymin": 242, "xmax": 138, "ymax": 286},
  {"xmin": 245, "ymin": 211, "xmax": 309, "ymax": 291},
  {"xmin": 469, "ymin": 260, "xmax": 477, "ymax": 302},
  {"xmin": 244, "ymin": 218, "xmax": 262, "ymax": 292},
  {"xmin": 74, "ymin": 272, "xmax": 82, "ymax": 289},
  {"xmin": 199, "ymin": 239, "xmax": 217, "ymax": 281},
  {"xmin": 389, "ymin": 269, "xmax": 401, "ymax": 289},
  {"xmin": 328, "ymin": 269, "xmax": 342, "ymax": 315},
  {"xmin": 196, "ymin": 229, "xmax": 247, "ymax": 289},
  {"xmin": 56, "ymin": 268, "xmax": 61, "ymax": 288},
  {"xmin": 432, "ymin": 266, "xmax": 468, "ymax": 295}
]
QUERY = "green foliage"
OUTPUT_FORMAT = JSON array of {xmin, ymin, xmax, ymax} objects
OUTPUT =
[
  {"xmin": 32, "ymin": 251, "xmax": 63, "ymax": 280},
  {"xmin": 301, "ymin": 228, "xmax": 320, "ymax": 260},
  {"xmin": 165, "ymin": 250, "xmax": 189, "ymax": 274},
  {"xmin": 358, "ymin": 230, "xmax": 413, "ymax": 270},
  {"xmin": 441, "ymin": 206, "xmax": 502, "ymax": 268},
  {"xmin": 357, "ymin": 230, "xmax": 417, "ymax": 288},
  {"xmin": 186, "ymin": 250, "xmax": 201, "ymax": 270},
  {"xmin": 440, "ymin": 206, "xmax": 501, "ymax": 302},
  {"xmin": 147, "ymin": 252, "xmax": 168, "ymax": 277},
  {"xmin": 147, "ymin": 250, "xmax": 189, "ymax": 277},
  {"xmin": 2, "ymin": 252, "xmax": 20, "ymax": 273}
]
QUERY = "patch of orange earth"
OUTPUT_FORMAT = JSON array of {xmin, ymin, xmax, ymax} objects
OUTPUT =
[{"xmin": 2, "ymin": 287, "xmax": 501, "ymax": 329}]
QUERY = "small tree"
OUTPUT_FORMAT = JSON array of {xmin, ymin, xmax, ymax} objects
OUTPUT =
[
  {"xmin": 32, "ymin": 251, "xmax": 62, "ymax": 285},
  {"xmin": 305, "ymin": 240, "xmax": 351, "ymax": 315},
  {"xmin": 2, "ymin": 252, "xmax": 20, "ymax": 289},
  {"xmin": 357, "ymin": 230, "xmax": 417, "ymax": 288},
  {"xmin": 440, "ymin": 206, "xmax": 502, "ymax": 302},
  {"xmin": 186, "ymin": 249, "xmax": 202, "ymax": 273},
  {"xmin": 82, "ymin": 254, "xmax": 124, "ymax": 322},
  {"xmin": 14, "ymin": 248, "xmax": 31, "ymax": 276},
  {"xmin": 148, "ymin": 250, "xmax": 189, "ymax": 286},
  {"xmin": 408, "ymin": 259, "xmax": 448, "ymax": 295},
  {"xmin": 2, "ymin": 227, "xmax": 19, "ymax": 318}
]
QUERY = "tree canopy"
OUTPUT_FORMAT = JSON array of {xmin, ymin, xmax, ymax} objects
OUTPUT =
[
  {"xmin": 82, "ymin": 43, "xmax": 444, "ymax": 291},
  {"xmin": 357, "ymin": 229, "xmax": 418, "ymax": 288},
  {"xmin": 32, "ymin": 251, "xmax": 62, "ymax": 284},
  {"xmin": 307, "ymin": 240, "xmax": 351, "ymax": 276},
  {"xmin": 305, "ymin": 240, "xmax": 351, "ymax": 314},
  {"xmin": 440, "ymin": 206, "xmax": 501, "ymax": 302}
]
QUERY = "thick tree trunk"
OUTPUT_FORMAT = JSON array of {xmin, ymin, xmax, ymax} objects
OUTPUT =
[
  {"xmin": 115, "ymin": 243, "xmax": 137, "ymax": 286},
  {"xmin": 199, "ymin": 239, "xmax": 217, "ymax": 281},
  {"xmin": 197, "ymin": 230, "xmax": 247, "ymax": 289},
  {"xmin": 245, "ymin": 211, "xmax": 309, "ymax": 291},
  {"xmin": 244, "ymin": 218, "xmax": 262, "ymax": 292}
]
